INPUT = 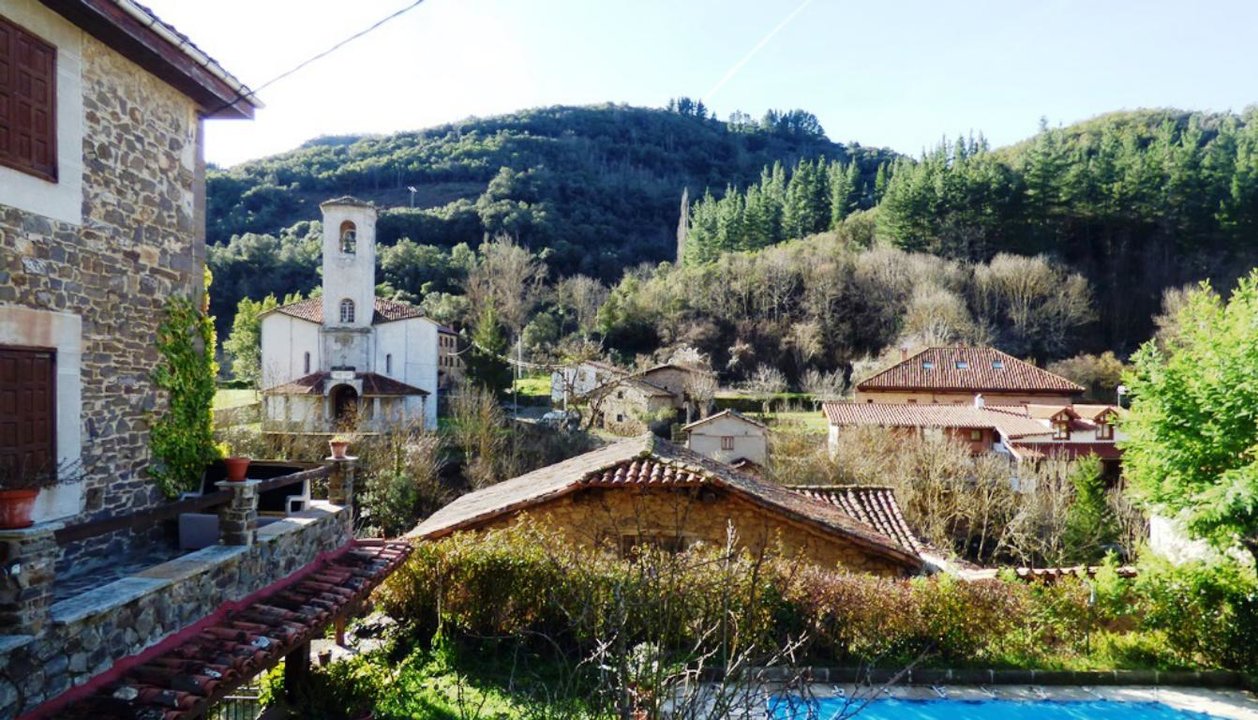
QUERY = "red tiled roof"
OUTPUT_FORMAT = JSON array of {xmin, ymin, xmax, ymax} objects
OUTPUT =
[
  {"xmin": 410, "ymin": 435, "xmax": 922, "ymax": 571},
  {"xmin": 822, "ymin": 402, "xmax": 1051, "ymax": 439},
  {"xmin": 263, "ymin": 372, "xmax": 429, "ymax": 396},
  {"xmin": 856, "ymin": 347, "xmax": 1084, "ymax": 394},
  {"xmin": 42, "ymin": 540, "xmax": 411, "ymax": 720},
  {"xmin": 271, "ymin": 298, "xmax": 427, "ymax": 325},
  {"xmin": 786, "ymin": 486, "xmax": 924, "ymax": 555}
]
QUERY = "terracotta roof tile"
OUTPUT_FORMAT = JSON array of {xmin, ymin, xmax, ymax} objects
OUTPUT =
[
  {"xmin": 1010, "ymin": 442, "xmax": 1124, "ymax": 461},
  {"xmin": 263, "ymin": 371, "xmax": 429, "ymax": 396},
  {"xmin": 410, "ymin": 435, "xmax": 922, "ymax": 571},
  {"xmin": 856, "ymin": 347, "xmax": 1084, "ymax": 394},
  {"xmin": 786, "ymin": 486, "xmax": 924, "ymax": 555},
  {"xmin": 822, "ymin": 402, "xmax": 1051, "ymax": 439},
  {"xmin": 44, "ymin": 540, "xmax": 412, "ymax": 720},
  {"xmin": 271, "ymin": 297, "xmax": 427, "ymax": 325}
]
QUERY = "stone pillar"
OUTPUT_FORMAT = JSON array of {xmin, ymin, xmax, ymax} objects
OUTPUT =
[
  {"xmin": 326, "ymin": 458, "xmax": 356, "ymax": 508},
  {"xmin": 216, "ymin": 480, "xmax": 261, "ymax": 547},
  {"xmin": 0, "ymin": 522, "xmax": 62, "ymax": 636}
]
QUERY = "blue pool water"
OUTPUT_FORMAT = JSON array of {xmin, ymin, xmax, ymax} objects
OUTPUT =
[{"xmin": 769, "ymin": 697, "xmax": 1224, "ymax": 720}]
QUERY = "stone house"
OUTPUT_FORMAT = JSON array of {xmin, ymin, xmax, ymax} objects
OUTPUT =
[
  {"xmin": 855, "ymin": 347, "xmax": 1083, "ymax": 405},
  {"xmin": 586, "ymin": 375, "xmax": 675, "ymax": 435},
  {"xmin": 437, "ymin": 325, "xmax": 463, "ymax": 391},
  {"xmin": 411, "ymin": 434, "xmax": 924, "ymax": 576},
  {"xmin": 0, "ymin": 0, "xmax": 258, "ymax": 528},
  {"xmin": 260, "ymin": 198, "xmax": 440, "ymax": 432},
  {"xmin": 683, "ymin": 409, "xmax": 768, "ymax": 467}
]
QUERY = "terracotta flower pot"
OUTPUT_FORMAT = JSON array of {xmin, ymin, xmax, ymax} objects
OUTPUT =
[
  {"xmin": 223, "ymin": 456, "xmax": 251, "ymax": 482},
  {"xmin": 0, "ymin": 488, "xmax": 39, "ymax": 529},
  {"xmin": 329, "ymin": 440, "xmax": 350, "ymax": 459}
]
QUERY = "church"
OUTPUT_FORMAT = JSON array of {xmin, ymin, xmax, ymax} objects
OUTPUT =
[{"xmin": 259, "ymin": 197, "xmax": 440, "ymax": 432}]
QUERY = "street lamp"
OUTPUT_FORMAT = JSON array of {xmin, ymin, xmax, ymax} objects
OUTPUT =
[{"xmin": 406, "ymin": 186, "xmax": 418, "ymax": 208}]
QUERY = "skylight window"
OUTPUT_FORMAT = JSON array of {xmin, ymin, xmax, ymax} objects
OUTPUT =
[
  {"xmin": 992, "ymin": 360, "xmax": 1004, "ymax": 369},
  {"xmin": 955, "ymin": 361, "xmax": 969, "ymax": 369},
  {"xmin": 922, "ymin": 361, "xmax": 934, "ymax": 370}
]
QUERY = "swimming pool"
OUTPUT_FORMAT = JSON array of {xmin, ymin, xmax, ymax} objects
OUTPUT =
[{"xmin": 769, "ymin": 697, "xmax": 1226, "ymax": 720}]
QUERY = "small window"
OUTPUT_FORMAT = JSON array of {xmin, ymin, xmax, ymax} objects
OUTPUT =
[
  {"xmin": 721, "ymin": 436, "xmax": 735, "ymax": 451},
  {"xmin": 617, "ymin": 390, "xmax": 624, "ymax": 399},
  {"xmin": 1053, "ymin": 422, "xmax": 1070, "ymax": 441},
  {"xmin": 955, "ymin": 361, "xmax": 969, "ymax": 369},
  {"xmin": 922, "ymin": 361, "xmax": 934, "ymax": 370},
  {"xmin": 339, "ymin": 221, "xmax": 357, "ymax": 254},
  {"xmin": 616, "ymin": 413, "xmax": 624, "ymax": 422},
  {"xmin": 303, "ymin": 352, "xmax": 311, "ymax": 374},
  {"xmin": 0, "ymin": 17, "xmax": 57, "ymax": 182},
  {"xmin": 992, "ymin": 360, "xmax": 1004, "ymax": 369},
  {"xmin": 386, "ymin": 353, "xmax": 393, "ymax": 374},
  {"xmin": 969, "ymin": 429, "xmax": 982, "ymax": 441},
  {"xmin": 1097, "ymin": 422, "xmax": 1114, "ymax": 440},
  {"xmin": 339, "ymin": 298, "xmax": 355, "ymax": 323}
]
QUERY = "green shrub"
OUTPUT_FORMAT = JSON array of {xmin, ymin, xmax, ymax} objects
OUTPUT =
[{"xmin": 1136, "ymin": 557, "xmax": 1258, "ymax": 671}]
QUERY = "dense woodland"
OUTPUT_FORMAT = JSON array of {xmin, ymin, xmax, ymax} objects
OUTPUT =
[{"xmin": 209, "ymin": 103, "xmax": 1258, "ymax": 382}]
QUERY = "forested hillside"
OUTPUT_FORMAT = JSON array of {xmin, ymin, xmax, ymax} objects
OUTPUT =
[{"xmin": 210, "ymin": 104, "xmax": 1258, "ymax": 383}]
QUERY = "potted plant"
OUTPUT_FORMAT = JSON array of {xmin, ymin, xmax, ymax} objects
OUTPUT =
[
  {"xmin": 0, "ymin": 459, "xmax": 80, "ymax": 529},
  {"xmin": 216, "ymin": 440, "xmax": 250, "ymax": 483},
  {"xmin": 328, "ymin": 435, "xmax": 353, "ymax": 460}
]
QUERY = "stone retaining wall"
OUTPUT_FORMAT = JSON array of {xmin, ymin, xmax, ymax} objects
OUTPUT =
[{"xmin": 0, "ymin": 502, "xmax": 351, "ymax": 718}]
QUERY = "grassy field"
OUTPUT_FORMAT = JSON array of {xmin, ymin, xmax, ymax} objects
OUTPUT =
[
  {"xmin": 761, "ymin": 409, "xmax": 828, "ymax": 433},
  {"xmin": 512, "ymin": 374, "xmax": 552, "ymax": 400},
  {"xmin": 213, "ymin": 388, "xmax": 259, "ymax": 410}
]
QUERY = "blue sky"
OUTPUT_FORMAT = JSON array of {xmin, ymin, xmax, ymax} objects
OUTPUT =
[{"xmin": 142, "ymin": 0, "xmax": 1258, "ymax": 167}]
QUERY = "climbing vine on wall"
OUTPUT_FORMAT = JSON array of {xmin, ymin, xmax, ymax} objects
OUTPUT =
[{"xmin": 149, "ymin": 272, "xmax": 221, "ymax": 498}]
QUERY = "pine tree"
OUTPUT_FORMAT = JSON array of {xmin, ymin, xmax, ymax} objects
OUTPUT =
[{"xmin": 466, "ymin": 305, "xmax": 512, "ymax": 393}]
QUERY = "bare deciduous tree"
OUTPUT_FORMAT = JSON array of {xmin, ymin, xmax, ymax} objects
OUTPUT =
[{"xmin": 462, "ymin": 235, "xmax": 548, "ymax": 338}]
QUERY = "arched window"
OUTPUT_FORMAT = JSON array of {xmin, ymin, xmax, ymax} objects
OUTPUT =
[
  {"xmin": 339, "ymin": 298, "xmax": 355, "ymax": 323},
  {"xmin": 339, "ymin": 220, "xmax": 357, "ymax": 254}
]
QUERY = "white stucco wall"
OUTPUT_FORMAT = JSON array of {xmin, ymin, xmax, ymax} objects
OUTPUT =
[
  {"xmin": 321, "ymin": 203, "xmax": 377, "ymax": 333},
  {"xmin": 687, "ymin": 415, "xmax": 768, "ymax": 465},
  {"xmin": 259, "ymin": 313, "xmax": 321, "ymax": 389},
  {"xmin": 0, "ymin": 0, "xmax": 85, "ymax": 225},
  {"xmin": 373, "ymin": 318, "xmax": 439, "ymax": 429}
]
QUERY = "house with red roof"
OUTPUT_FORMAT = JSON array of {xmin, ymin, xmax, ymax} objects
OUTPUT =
[
  {"xmin": 411, "ymin": 434, "xmax": 925, "ymax": 576},
  {"xmin": 260, "ymin": 198, "xmax": 441, "ymax": 432},
  {"xmin": 855, "ymin": 347, "xmax": 1084, "ymax": 406}
]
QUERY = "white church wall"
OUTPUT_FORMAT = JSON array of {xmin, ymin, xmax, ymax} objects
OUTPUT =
[
  {"xmin": 260, "ymin": 314, "xmax": 320, "ymax": 389},
  {"xmin": 374, "ymin": 319, "xmax": 439, "ymax": 429}
]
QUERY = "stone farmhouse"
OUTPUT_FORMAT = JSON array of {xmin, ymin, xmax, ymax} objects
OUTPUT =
[
  {"xmin": 411, "ymin": 434, "xmax": 925, "ymax": 576},
  {"xmin": 579, "ymin": 362, "xmax": 717, "ymax": 435},
  {"xmin": 0, "ymin": 5, "xmax": 413, "ymax": 718},
  {"xmin": 260, "ymin": 198, "xmax": 441, "ymax": 432},
  {"xmin": 855, "ymin": 346, "xmax": 1084, "ymax": 405},
  {"xmin": 682, "ymin": 409, "xmax": 768, "ymax": 468},
  {"xmin": 550, "ymin": 359, "xmax": 624, "ymax": 407},
  {"xmin": 1, "ymin": 0, "xmax": 259, "ymax": 531}
]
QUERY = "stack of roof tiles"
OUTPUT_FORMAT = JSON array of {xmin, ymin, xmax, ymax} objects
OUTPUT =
[{"xmin": 46, "ymin": 540, "xmax": 411, "ymax": 720}]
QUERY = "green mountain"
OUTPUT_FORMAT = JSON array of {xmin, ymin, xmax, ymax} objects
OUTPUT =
[{"xmin": 207, "ymin": 103, "xmax": 898, "ymax": 278}]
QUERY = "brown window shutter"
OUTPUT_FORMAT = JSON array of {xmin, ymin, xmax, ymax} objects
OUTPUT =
[
  {"xmin": 0, "ymin": 15, "xmax": 56, "ymax": 182},
  {"xmin": 0, "ymin": 348, "xmax": 57, "ymax": 482}
]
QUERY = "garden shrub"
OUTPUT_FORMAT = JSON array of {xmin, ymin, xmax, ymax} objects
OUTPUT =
[{"xmin": 1136, "ymin": 557, "xmax": 1258, "ymax": 671}]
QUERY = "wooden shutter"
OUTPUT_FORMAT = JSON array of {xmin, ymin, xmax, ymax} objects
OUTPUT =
[
  {"xmin": 0, "ymin": 348, "xmax": 57, "ymax": 483},
  {"xmin": 0, "ymin": 15, "xmax": 57, "ymax": 182}
]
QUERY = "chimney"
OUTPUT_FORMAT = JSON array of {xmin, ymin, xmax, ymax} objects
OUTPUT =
[
  {"xmin": 973, "ymin": 393, "xmax": 985, "ymax": 409},
  {"xmin": 899, "ymin": 346, "xmax": 908, "ymax": 362}
]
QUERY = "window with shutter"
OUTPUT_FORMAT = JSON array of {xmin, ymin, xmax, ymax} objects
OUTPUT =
[
  {"xmin": 0, "ymin": 347, "xmax": 57, "ymax": 481},
  {"xmin": 0, "ymin": 16, "xmax": 57, "ymax": 182}
]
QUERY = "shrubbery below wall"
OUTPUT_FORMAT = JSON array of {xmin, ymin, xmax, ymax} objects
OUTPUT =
[{"xmin": 379, "ymin": 523, "xmax": 1258, "ymax": 676}]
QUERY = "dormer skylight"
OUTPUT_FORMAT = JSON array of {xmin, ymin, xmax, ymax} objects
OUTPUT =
[
  {"xmin": 922, "ymin": 361, "xmax": 935, "ymax": 370},
  {"xmin": 955, "ymin": 361, "xmax": 969, "ymax": 369},
  {"xmin": 992, "ymin": 360, "xmax": 1004, "ymax": 369}
]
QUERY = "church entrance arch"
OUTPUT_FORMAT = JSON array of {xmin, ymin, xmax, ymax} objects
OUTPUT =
[{"xmin": 329, "ymin": 384, "xmax": 359, "ymax": 428}]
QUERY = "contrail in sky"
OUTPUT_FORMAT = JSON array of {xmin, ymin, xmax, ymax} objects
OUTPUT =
[{"xmin": 702, "ymin": 0, "xmax": 817, "ymax": 104}]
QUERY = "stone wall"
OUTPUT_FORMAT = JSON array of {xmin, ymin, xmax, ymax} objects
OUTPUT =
[
  {"xmin": 0, "ymin": 23, "xmax": 204, "ymax": 530},
  {"xmin": 0, "ymin": 503, "xmax": 351, "ymax": 718},
  {"xmin": 477, "ymin": 487, "xmax": 912, "ymax": 577}
]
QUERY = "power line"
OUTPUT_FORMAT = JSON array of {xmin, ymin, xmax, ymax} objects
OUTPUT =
[{"xmin": 210, "ymin": 0, "xmax": 428, "ymax": 117}]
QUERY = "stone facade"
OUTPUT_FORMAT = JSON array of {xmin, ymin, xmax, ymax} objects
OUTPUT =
[
  {"xmin": 0, "ymin": 502, "xmax": 352, "ymax": 717},
  {"xmin": 1, "ymin": 17, "xmax": 206, "ymax": 528},
  {"xmin": 475, "ymin": 487, "xmax": 909, "ymax": 577}
]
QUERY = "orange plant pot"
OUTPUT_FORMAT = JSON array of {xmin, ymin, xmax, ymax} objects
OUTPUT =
[
  {"xmin": 223, "ymin": 456, "xmax": 251, "ymax": 482},
  {"xmin": 0, "ymin": 488, "xmax": 39, "ymax": 529}
]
